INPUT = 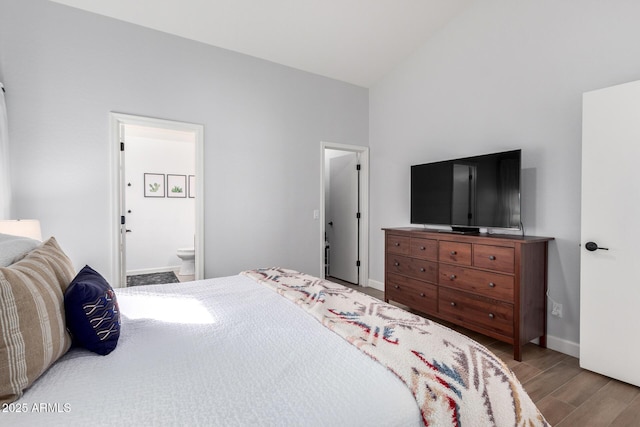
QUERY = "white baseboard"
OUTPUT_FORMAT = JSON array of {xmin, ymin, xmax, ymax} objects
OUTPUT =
[
  {"xmin": 367, "ymin": 278, "xmax": 384, "ymax": 291},
  {"xmin": 126, "ymin": 266, "xmax": 180, "ymax": 276},
  {"xmin": 546, "ymin": 334, "xmax": 580, "ymax": 358}
]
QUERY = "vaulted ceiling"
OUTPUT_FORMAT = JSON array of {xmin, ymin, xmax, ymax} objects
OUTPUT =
[{"xmin": 49, "ymin": 0, "xmax": 472, "ymax": 87}]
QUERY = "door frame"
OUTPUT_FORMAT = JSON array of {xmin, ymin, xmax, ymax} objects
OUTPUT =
[
  {"xmin": 320, "ymin": 141, "xmax": 369, "ymax": 287},
  {"xmin": 109, "ymin": 112, "xmax": 204, "ymax": 287}
]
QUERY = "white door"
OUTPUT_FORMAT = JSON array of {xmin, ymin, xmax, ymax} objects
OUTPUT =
[
  {"xmin": 328, "ymin": 152, "xmax": 359, "ymax": 284},
  {"xmin": 118, "ymin": 123, "xmax": 127, "ymax": 287},
  {"xmin": 580, "ymin": 80, "xmax": 640, "ymax": 386}
]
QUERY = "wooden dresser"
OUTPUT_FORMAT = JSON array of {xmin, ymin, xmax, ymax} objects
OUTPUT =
[{"xmin": 384, "ymin": 227, "xmax": 553, "ymax": 361}]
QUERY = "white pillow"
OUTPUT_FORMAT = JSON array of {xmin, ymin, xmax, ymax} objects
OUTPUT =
[{"xmin": 0, "ymin": 233, "xmax": 41, "ymax": 266}]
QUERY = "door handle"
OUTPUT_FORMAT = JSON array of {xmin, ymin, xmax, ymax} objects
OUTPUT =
[{"xmin": 585, "ymin": 241, "xmax": 608, "ymax": 251}]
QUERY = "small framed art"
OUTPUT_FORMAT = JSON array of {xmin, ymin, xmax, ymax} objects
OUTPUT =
[
  {"xmin": 188, "ymin": 175, "xmax": 195, "ymax": 198},
  {"xmin": 167, "ymin": 174, "xmax": 187, "ymax": 198},
  {"xmin": 144, "ymin": 173, "xmax": 165, "ymax": 198}
]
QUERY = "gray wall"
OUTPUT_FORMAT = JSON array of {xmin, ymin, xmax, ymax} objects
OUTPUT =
[
  {"xmin": 0, "ymin": 0, "xmax": 368, "ymax": 282},
  {"xmin": 369, "ymin": 0, "xmax": 640, "ymax": 353}
]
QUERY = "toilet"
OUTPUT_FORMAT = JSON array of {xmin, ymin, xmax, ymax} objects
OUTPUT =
[{"xmin": 176, "ymin": 247, "xmax": 195, "ymax": 276}]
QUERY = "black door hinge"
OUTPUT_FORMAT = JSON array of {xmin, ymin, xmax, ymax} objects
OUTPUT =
[
  {"xmin": 356, "ymin": 260, "xmax": 361, "ymax": 267},
  {"xmin": 120, "ymin": 142, "xmax": 125, "ymax": 151},
  {"xmin": 356, "ymin": 212, "xmax": 361, "ymax": 219},
  {"xmin": 121, "ymin": 215, "xmax": 125, "ymax": 225},
  {"xmin": 356, "ymin": 164, "xmax": 361, "ymax": 171}
]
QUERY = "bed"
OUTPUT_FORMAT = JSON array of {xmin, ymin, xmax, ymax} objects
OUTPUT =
[{"xmin": 1, "ymin": 237, "xmax": 549, "ymax": 426}]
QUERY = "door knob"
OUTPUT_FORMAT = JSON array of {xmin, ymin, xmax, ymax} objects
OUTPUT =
[{"xmin": 585, "ymin": 241, "xmax": 609, "ymax": 251}]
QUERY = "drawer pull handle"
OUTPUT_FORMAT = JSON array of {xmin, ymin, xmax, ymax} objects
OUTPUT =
[
  {"xmin": 420, "ymin": 246, "xmax": 426, "ymax": 250},
  {"xmin": 488, "ymin": 282, "xmax": 496, "ymax": 288},
  {"xmin": 450, "ymin": 301, "xmax": 456, "ymax": 307},
  {"xmin": 420, "ymin": 293, "xmax": 425, "ymax": 297},
  {"xmin": 394, "ymin": 285, "xmax": 400, "ymax": 289},
  {"xmin": 394, "ymin": 262, "xmax": 400, "ymax": 266},
  {"xmin": 420, "ymin": 267, "xmax": 425, "ymax": 272},
  {"xmin": 489, "ymin": 255, "xmax": 496, "ymax": 260},
  {"xmin": 488, "ymin": 313, "xmax": 495, "ymax": 319},
  {"xmin": 394, "ymin": 242, "xmax": 400, "ymax": 246},
  {"xmin": 449, "ymin": 274, "xmax": 456, "ymax": 280},
  {"xmin": 450, "ymin": 250, "xmax": 457, "ymax": 255}
]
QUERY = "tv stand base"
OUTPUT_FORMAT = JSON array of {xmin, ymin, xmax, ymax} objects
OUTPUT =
[{"xmin": 448, "ymin": 226, "xmax": 480, "ymax": 234}]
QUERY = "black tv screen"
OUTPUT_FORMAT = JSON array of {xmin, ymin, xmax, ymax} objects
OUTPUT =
[{"xmin": 410, "ymin": 149, "xmax": 521, "ymax": 231}]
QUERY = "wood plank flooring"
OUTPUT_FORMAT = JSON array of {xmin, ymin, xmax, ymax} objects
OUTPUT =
[{"xmin": 334, "ymin": 279, "xmax": 640, "ymax": 426}]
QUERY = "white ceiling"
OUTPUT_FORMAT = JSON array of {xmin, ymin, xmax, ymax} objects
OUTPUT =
[
  {"xmin": 125, "ymin": 124, "xmax": 195, "ymax": 144},
  {"xmin": 49, "ymin": 0, "xmax": 472, "ymax": 88}
]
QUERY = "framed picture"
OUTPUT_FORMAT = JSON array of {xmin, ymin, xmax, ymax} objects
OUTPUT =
[
  {"xmin": 144, "ymin": 173, "xmax": 165, "ymax": 198},
  {"xmin": 188, "ymin": 175, "xmax": 195, "ymax": 198},
  {"xmin": 167, "ymin": 174, "xmax": 187, "ymax": 198}
]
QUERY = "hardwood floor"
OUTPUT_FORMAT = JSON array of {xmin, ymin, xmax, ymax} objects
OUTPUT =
[{"xmin": 334, "ymin": 279, "xmax": 640, "ymax": 426}]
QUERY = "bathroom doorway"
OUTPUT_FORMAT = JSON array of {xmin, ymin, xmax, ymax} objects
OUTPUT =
[{"xmin": 110, "ymin": 113, "xmax": 204, "ymax": 288}]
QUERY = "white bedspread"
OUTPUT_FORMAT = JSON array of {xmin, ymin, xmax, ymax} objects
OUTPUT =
[{"xmin": 4, "ymin": 275, "xmax": 421, "ymax": 426}]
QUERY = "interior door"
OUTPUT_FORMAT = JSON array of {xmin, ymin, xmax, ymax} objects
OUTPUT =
[
  {"xmin": 580, "ymin": 80, "xmax": 640, "ymax": 387},
  {"xmin": 328, "ymin": 152, "xmax": 358, "ymax": 284},
  {"xmin": 118, "ymin": 123, "xmax": 127, "ymax": 287}
]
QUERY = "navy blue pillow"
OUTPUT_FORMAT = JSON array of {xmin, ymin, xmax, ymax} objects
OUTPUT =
[{"xmin": 64, "ymin": 265, "xmax": 121, "ymax": 355}]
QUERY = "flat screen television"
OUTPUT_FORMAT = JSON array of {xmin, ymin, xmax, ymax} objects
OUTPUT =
[{"xmin": 410, "ymin": 149, "xmax": 521, "ymax": 233}]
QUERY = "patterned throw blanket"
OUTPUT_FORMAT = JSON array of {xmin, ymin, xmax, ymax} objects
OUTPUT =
[{"xmin": 242, "ymin": 268, "xmax": 549, "ymax": 427}]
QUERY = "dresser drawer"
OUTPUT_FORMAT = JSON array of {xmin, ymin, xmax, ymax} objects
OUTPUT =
[
  {"xmin": 408, "ymin": 258, "xmax": 437, "ymax": 283},
  {"xmin": 438, "ymin": 264, "xmax": 514, "ymax": 302},
  {"xmin": 386, "ymin": 254, "xmax": 411, "ymax": 276},
  {"xmin": 473, "ymin": 244, "xmax": 515, "ymax": 273},
  {"xmin": 439, "ymin": 241, "xmax": 472, "ymax": 265},
  {"xmin": 438, "ymin": 288, "xmax": 513, "ymax": 336},
  {"xmin": 386, "ymin": 273, "xmax": 437, "ymax": 313},
  {"xmin": 386, "ymin": 234, "xmax": 410, "ymax": 255},
  {"xmin": 386, "ymin": 255, "xmax": 437, "ymax": 283},
  {"xmin": 410, "ymin": 237, "xmax": 438, "ymax": 261}
]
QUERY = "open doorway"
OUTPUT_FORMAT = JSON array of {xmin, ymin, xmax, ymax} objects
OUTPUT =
[
  {"xmin": 320, "ymin": 142, "xmax": 369, "ymax": 287},
  {"xmin": 124, "ymin": 125, "xmax": 195, "ymax": 285},
  {"xmin": 110, "ymin": 113, "xmax": 204, "ymax": 288}
]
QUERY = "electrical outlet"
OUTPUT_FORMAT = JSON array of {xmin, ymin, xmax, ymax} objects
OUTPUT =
[{"xmin": 551, "ymin": 302, "xmax": 563, "ymax": 318}]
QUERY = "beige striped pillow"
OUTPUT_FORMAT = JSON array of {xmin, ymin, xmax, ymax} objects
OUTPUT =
[{"xmin": 0, "ymin": 237, "xmax": 75, "ymax": 404}]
